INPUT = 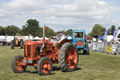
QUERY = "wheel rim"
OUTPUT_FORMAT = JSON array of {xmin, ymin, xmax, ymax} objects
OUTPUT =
[
  {"xmin": 15, "ymin": 58, "xmax": 24, "ymax": 71},
  {"xmin": 41, "ymin": 60, "xmax": 51, "ymax": 74},
  {"xmin": 65, "ymin": 47, "xmax": 77, "ymax": 69}
]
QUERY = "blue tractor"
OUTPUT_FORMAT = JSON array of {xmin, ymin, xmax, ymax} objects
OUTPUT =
[{"xmin": 66, "ymin": 30, "xmax": 89, "ymax": 55}]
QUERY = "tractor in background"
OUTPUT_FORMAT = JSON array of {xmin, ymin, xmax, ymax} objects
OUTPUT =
[
  {"xmin": 69, "ymin": 30, "xmax": 89, "ymax": 55},
  {"xmin": 11, "ymin": 26, "xmax": 79, "ymax": 75},
  {"xmin": 11, "ymin": 36, "xmax": 24, "ymax": 49}
]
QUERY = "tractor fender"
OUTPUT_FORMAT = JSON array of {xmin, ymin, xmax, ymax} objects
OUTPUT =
[{"xmin": 58, "ymin": 39, "xmax": 71, "ymax": 49}]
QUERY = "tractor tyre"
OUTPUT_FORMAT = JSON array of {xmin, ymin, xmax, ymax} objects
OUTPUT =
[
  {"xmin": 11, "ymin": 40, "xmax": 14, "ymax": 49},
  {"xmin": 37, "ymin": 57, "xmax": 53, "ymax": 75},
  {"xmin": 58, "ymin": 42, "xmax": 79, "ymax": 72},
  {"xmin": 20, "ymin": 40, "xmax": 23, "ymax": 49},
  {"xmin": 11, "ymin": 55, "xmax": 27, "ymax": 73}
]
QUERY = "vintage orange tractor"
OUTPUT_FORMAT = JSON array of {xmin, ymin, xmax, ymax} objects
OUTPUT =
[{"xmin": 11, "ymin": 26, "xmax": 79, "ymax": 75}]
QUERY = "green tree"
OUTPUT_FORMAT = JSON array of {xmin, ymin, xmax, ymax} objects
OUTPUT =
[
  {"xmin": 54, "ymin": 32, "xmax": 58, "ymax": 36},
  {"xmin": 117, "ymin": 27, "xmax": 120, "ymax": 38},
  {"xmin": 44, "ymin": 26, "xmax": 55, "ymax": 38},
  {"xmin": 89, "ymin": 24, "xmax": 106, "ymax": 37},
  {"xmin": 16, "ymin": 33, "xmax": 21, "ymax": 36},
  {"xmin": 87, "ymin": 33, "xmax": 91, "ymax": 37},
  {"xmin": 108, "ymin": 25, "xmax": 116, "ymax": 35},
  {"xmin": 0, "ymin": 26, "xmax": 5, "ymax": 35},
  {"xmin": 65, "ymin": 29, "xmax": 72, "ymax": 36},
  {"xmin": 20, "ymin": 19, "xmax": 40, "ymax": 36},
  {"xmin": 118, "ymin": 27, "xmax": 120, "ymax": 30},
  {"xmin": 4, "ymin": 25, "xmax": 20, "ymax": 35}
]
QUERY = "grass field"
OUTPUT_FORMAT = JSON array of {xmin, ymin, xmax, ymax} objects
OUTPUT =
[{"xmin": 0, "ymin": 46, "xmax": 120, "ymax": 80}]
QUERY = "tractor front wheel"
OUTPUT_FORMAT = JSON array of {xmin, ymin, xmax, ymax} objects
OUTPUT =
[
  {"xmin": 37, "ymin": 57, "xmax": 53, "ymax": 75},
  {"xmin": 11, "ymin": 55, "xmax": 27, "ymax": 73},
  {"xmin": 58, "ymin": 42, "xmax": 79, "ymax": 72}
]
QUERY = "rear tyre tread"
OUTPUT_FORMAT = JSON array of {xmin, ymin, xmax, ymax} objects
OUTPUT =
[{"xmin": 58, "ymin": 42, "xmax": 79, "ymax": 72}]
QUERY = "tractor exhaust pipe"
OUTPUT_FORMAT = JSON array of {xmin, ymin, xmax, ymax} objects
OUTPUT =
[
  {"xmin": 43, "ymin": 24, "xmax": 45, "ymax": 47},
  {"xmin": 40, "ymin": 24, "xmax": 45, "ymax": 52}
]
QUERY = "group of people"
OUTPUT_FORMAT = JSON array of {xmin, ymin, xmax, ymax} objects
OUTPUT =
[{"xmin": 89, "ymin": 38, "xmax": 120, "ymax": 55}]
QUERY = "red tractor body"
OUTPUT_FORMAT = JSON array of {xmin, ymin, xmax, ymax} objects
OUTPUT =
[
  {"xmin": 22, "ymin": 40, "xmax": 59, "ymax": 66},
  {"xmin": 11, "ymin": 26, "xmax": 79, "ymax": 75}
]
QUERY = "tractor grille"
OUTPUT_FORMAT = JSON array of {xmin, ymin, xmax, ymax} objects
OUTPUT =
[
  {"xmin": 27, "ymin": 45, "xmax": 31, "ymax": 57},
  {"xmin": 77, "ymin": 41, "xmax": 83, "ymax": 46}
]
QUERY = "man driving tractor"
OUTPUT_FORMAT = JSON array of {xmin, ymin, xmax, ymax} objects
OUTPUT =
[
  {"xmin": 56, "ymin": 30, "xmax": 65, "ymax": 43},
  {"xmin": 50, "ymin": 30, "xmax": 65, "ymax": 46}
]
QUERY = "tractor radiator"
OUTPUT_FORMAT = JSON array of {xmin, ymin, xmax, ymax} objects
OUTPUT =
[
  {"xmin": 27, "ymin": 45, "xmax": 31, "ymax": 57},
  {"xmin": 77, "ymin": 41, "xmax": 83, "ymax": 46}
]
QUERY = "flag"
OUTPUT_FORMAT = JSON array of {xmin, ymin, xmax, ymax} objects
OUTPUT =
[
  {"xmin": 113, "ymin": 29, "xmax": 117, "ymax": 40},
  {"xmin": 115, "ymin": 30, "xmax": 120, "ymax": 39},
  {"xmin": 103, "ymin": 30, "xmax": 108, "ymax": 42}
]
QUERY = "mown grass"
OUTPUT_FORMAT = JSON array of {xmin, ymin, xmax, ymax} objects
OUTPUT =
[{"xmin": 0, "ymin": 46, "xmax": 120, "ymax": 80}]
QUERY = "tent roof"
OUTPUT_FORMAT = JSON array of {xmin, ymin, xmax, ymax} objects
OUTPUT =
[
  {"xmin": 41, "ymin": 37, "xmax": 48, "ymax": 40},
  {"xmin": 33, "ymin": 36, "xmax": 41, "ymax": 39}
]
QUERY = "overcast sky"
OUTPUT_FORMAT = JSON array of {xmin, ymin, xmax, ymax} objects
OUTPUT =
[{"xmin": 0, "ymin": 0, "xmax": 120, "ymax": 34}]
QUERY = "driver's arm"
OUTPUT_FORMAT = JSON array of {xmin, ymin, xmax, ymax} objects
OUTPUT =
[{"xmin": 58, "ymin": 35, "xmax": 65, "ymax": 43}]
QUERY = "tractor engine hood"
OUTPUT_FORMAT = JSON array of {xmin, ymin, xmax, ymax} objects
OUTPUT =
[
  {"xmin": 24, "ymin": 40, "xmax": 53, "ymax": 46},
  {"xmin": 24, "ymin": 40, "xmax": 43, "ymax": 46}
]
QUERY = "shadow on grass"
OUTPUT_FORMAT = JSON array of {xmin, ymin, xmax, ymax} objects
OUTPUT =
[
  {"xmin": 23, "ymin": 70, "xmax": 55, "ymax": 76},
  {"xmin": 78, "ymin": 53, "xmax": 84, "ymax": 55},
  {"xmin": 76, "ymin": 67, "xmax": 82, "ymax": 71},
  {"xmin": 23, "ymin": 70, "xmax": 55, "ymax": 75},
  {"xmin": 52, "ymin": 66, "xmax": 82, "ymax": 71},
  {"xmin": 52, "ymin": 66, "xmax": 61, "ymax": 71},
  {"xmin": 61, "ymin": 67, "xmax": 82, "ymax": 73},
  {"xmin": 31, "ymin": 71, "xmax": 55, "ymax": 75},
  {"xmin": 78, "ymin": 52, "xmax": 90, "ymax": 55},
  {"xmin": 22, "ymin": 67, "xmax": 81, "ymax": 75}
]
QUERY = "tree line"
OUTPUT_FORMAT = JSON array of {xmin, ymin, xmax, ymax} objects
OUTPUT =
[
  {"xmin": 0, "ymin": 19, "xmax": 73, "ymax": 37},
  {"xmin": 87, "ymin": 24, "xmax": 120, "ymax": 37},
  {"xmin": 0, "ymin": 19, "xmax": 119, "ymax": 37}
]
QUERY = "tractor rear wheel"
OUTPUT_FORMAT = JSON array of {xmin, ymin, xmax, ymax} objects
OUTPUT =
[
  {"xmin": 37, "ymin": 57, "xmax": 53, "ymax": 75},
  {"xmin": 20, "ymin": 40, "xmax": 23, "ymax": 49},
  {"xmin": 11, "ymin": 40, "xmax": 14, "ymax": 49},
  {"xmin": 58, "ymin": 42, "xmax": 79, "ymax": 72},
  {"xmin": 11, "ymin": 55, "xmax": 27, "ymax": 73}
]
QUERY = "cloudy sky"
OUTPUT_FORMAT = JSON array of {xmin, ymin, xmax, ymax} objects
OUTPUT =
[{"xmin": 0, "ymin": 0, "xmax": 120, "ymax": 34}]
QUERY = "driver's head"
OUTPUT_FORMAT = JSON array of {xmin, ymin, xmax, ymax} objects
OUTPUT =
[
  {"xmin": 77, "ymin": 33, "xmax": 80, "ymax": 38},
  {"xmin": 58, "ymin": 30, "xmax": 62, "ymax": 36}
]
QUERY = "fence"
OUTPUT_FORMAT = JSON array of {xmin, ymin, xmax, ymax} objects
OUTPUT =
[{"xmin": 88, "ymin": 42, "xmax": 120, "ymax": 55}]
